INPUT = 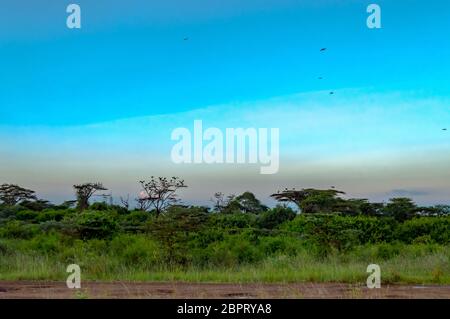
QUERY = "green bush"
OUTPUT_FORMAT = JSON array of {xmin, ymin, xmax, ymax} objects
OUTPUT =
[
  {"xmin": 39, "ymin": 221, "xmax": 68, "ymax": 234},
  {"xmin": 208, "ymin": 213, "xmax": 257, "ymax": 230},
  {"xmin": 36, "ymin": 210, "xmax": 66, "ymax": 222},
  {"xmin": 258, "ymin": 235, "xmax": 302, "ymax": 256},
  {"xmin": 283, "ymin": 214, "xmax": 397, "ymax": 248},
  {"xmin": 120, "ymin": 211, "xmax": 153, "ymax": 227},
  {"xmin": 375, "ymin": 242, "xmax": 402, "ymax": 260},
  {"xmin": 0, "ymin": 205, "xmax": 31, "ymax": 220},
  {"xmin": 27, "ymin": 233, "xmax": 62, "ymax": 254},
  {"xmin": 0, "ymin": 203, "xmax": 449, "ymax": 272},
  {"xmin": 16, "ymin": 210, "xmax": 39, "ymax": 221},
  {"xmin": 0, "ymin": 239, "xmax": 10, "ymax": 255},
  {"xmin": 195, "ymin": 234, "xmax": 263, "ymax": 266},
  {"xmin": 0, "ymin": 220, "xmax": 40, "ymax": 239},
  {"xmin": 189, "ymin": 228, "xmax": 226, "ymax": 249},
  {"xmin": 396, "ymin": 217, "xmax": 450, "ymax": 244},
  {"xmin": 110, "ymin": 234, "xmax": 162, "ymax": 266},
  {"xmin": 66, "ymin": 211, "xmax": 119, "ymax": 239},
  {"xmin": 257, "ymin": 206, "xmax": 296, "ymax": 229},
  {"xmin": 90, "ymin": 202, "xmax": 109, "ymax": 211}
]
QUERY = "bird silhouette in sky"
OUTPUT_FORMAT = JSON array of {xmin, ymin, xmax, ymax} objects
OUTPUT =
[
  {"xmin": 443, "ymin": 128, "xmax": 448, "ymax": 131},
  {"xmin": 320, "ymin": 48, "xmax": 327, "ymax": 52},
  {"xmin": 183, "ymin": 37, "xmax": 189, "ymax": 41},
  {"xmin": 329, "ymin": 91, "xmax": 334, "ymax": 95}
]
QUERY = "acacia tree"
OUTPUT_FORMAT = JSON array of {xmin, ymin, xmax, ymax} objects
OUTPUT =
[
  {"xmin": 73, "ymin": 182, "xmax": 107, "ymax": 211},
  {"xmin": 234, "ymin": 191, "xmax": 268, "ymax": 214},
  {"xmin": 0, "ymin": 184, "xmax": 37, "ymax": 206},
  {"xmin": 138, "ymin": 177, "xmax": 187, "ymax": 215},
  {"xmin": 383, "ymin": 197, "xmax": 418, "ymax": 222},
  {"xmin": 146, "ymin": 206, "xmax": 208, "ymax": 262},
  {"xmin": 271, "ymin": 188, "xmax": 345, "ymax": 214}
]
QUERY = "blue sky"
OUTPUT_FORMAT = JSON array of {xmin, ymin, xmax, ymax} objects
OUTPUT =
[{"xmin": 0, "ymin": 0, "xmax": 449, "ymax": 205}]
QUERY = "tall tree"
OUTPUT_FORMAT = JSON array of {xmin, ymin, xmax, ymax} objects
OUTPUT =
[
  {"xmin": 233, "ymin": 191, "xmax": 268, "ymax": 214},
  {"xmin": 0, "ymin": 184, "xmax": 37, "ymax": 206},
  {"xmin": 138, "ymin": 177, "xmax": 187, "ymax": 215},
  {"xmin": 146, "ymin": 206, "xmax": 208, "ymax": 262},
  {"xmin": 271, "ymin": 188, "xmax": 345, "ymax": 214},
  {"xmin": 73, "ymin": 182, "xmax": 107, "ymax": 211},
  {"xmin": 383, "ymin": 197, "xmax": 417, "ymax": 221}
]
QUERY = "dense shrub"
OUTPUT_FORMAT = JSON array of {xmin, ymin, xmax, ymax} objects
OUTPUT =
[
  {"xmin": 27, "ymin": 233, "xmax": 62, "ymax": 254},
  {"xmin": 39, "ymin": 221, "xmax": 68, "ymax": 233},
  {"xmin": 283, "ymin": 215, "xmax": 397, "ymax": 247},
  {"xmin": 145, "ymin": 206, "xmax": 209, "ymax": 263},
  {"xmin": 258, "ymin": 236, "xmax": 302, "ymax": 256},
  {"xmin": 193, "ymin": 234, "xmax": 263, "ymax": 266},
  {"xmin": 208, "ymin": 213, "xmax": 257, "ymax": 230},
  {"xmin": 120, "ymin": 211, "xmax": 153, "ymax": 228},
  {"xmin": 397, "ymin": 217, "xmax": 450, "ymax": 244},
  {"xmin": 189, "ymin": 228, "xmax": 226, "ymax": 249},
  {"xmin": 65, "ymin": 211, "xmax": 119, "ymax": 239},
  {"xmin": 36, "ymin": 210, "xmax": 67, "ymax": 222},
  {"xmin": 0, "ymin": 201, "xmax": 449, "ymax": 268},
  {"xmin": 19, "ymin": 200, "xmax": 53, "ymax": 212},
  {"xmin": 0, "ymin": 239, "xmax": 10, "ymax": 255},
  {"xmin": 257, "ymin": 206, "xmax": 296, "ymax": 229},
  {"xmin": 0, "ymin": 205, "xmax": 26, "ymax": 221},
  {"xmin": 89, "ymin": 202, "xmax": 109, "ymax": 211},
  {"xmin": 0, "ymin": 220, "xmax": 40, "ymax": 239},
  {"xmin": 375, "ymin": 242, "xmax": 402, "ymax": 260},
  {"xmin": 15, "ymin": 210, "xmax": 39, "ymax": 221},
  {"xmin": 110, "ymin": 234, "xmax": 162, "ymax": 266}
]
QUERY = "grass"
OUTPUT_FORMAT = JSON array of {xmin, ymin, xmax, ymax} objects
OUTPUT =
[{"xmin": 0, "ymin": 240, "xmax": 449, "ymax": 284}]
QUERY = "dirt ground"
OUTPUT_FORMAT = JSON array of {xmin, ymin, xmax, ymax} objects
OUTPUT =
[{"xmin": 0, "ymin": 281, "xmax": 449, "ymax": 299}]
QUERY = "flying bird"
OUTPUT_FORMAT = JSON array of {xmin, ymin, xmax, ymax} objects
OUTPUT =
[
  {"xmin": 329, "ymin": 91, "xmax": 334, "ymax": 95},
  {"xmin": 183, "ymin": 37, "xmax": 189, "ymax": 41},
  {"xmin": 318, "ymin": 77, "xmax": 323, "ymax": 80},
  {"xmin": 320, "ymin": 48, "xmax": 327, "ymax": 52},
  {"xmin": 443, "ymin": 128, "xmax": 448, "ymax": 131}
]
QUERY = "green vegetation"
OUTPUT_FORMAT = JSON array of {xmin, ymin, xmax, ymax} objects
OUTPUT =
[{"xmin": 0, "ymin": 182, "xmax": 449, "ymax": 284}]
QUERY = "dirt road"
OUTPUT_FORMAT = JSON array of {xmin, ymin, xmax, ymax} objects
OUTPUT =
[{"xmin": 0, "ymin": 281, "xmax": 449, "ymax": 299}]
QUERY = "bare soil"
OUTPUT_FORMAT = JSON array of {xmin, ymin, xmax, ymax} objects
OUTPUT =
[{"xmin": 0, "ymin": 281, "xmax": 449, "ymax": 299}]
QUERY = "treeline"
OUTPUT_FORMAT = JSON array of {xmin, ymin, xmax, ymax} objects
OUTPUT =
[
  {"xmin": 0, "ymin": 179, "xmax": 449, "ymax": 219},
  {"xmin": 0, "ymin": 178, "xmax": 449, "ymax": 265}
]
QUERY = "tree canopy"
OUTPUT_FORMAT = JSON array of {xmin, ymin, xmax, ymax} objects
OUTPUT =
[
  {"xmin": 0, "ymin": 184, "xmax": 37, "ymax": 206},
  {"xmin": 73, "ymin": 182, "xmax": 107, "ymax": 211}
]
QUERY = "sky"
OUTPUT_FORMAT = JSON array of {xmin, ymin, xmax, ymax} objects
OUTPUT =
[{"xmin": 0, "ymin": 0, "xmax": 449, "ymax": 206}]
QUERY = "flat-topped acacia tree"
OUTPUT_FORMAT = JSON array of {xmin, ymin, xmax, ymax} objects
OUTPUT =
[
  {"xmin": 271, "ymin": 188, "xmax": 346, "ymax": 214},
  {"xmin": 138, "ymin": 176, "xmax": 187, "ymax": 215},
  {"xmin": 73, "ymin": 182, "xmax": 107, "ymax": 211},
  {"xmin": 0, "ymin": 184, "xmax": 37, "ymax": 206}
]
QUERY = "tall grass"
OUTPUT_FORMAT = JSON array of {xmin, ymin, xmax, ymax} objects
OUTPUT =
[{"xmin": 1, "ymin": 235, "xmax": 448, "ymax": 284}]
